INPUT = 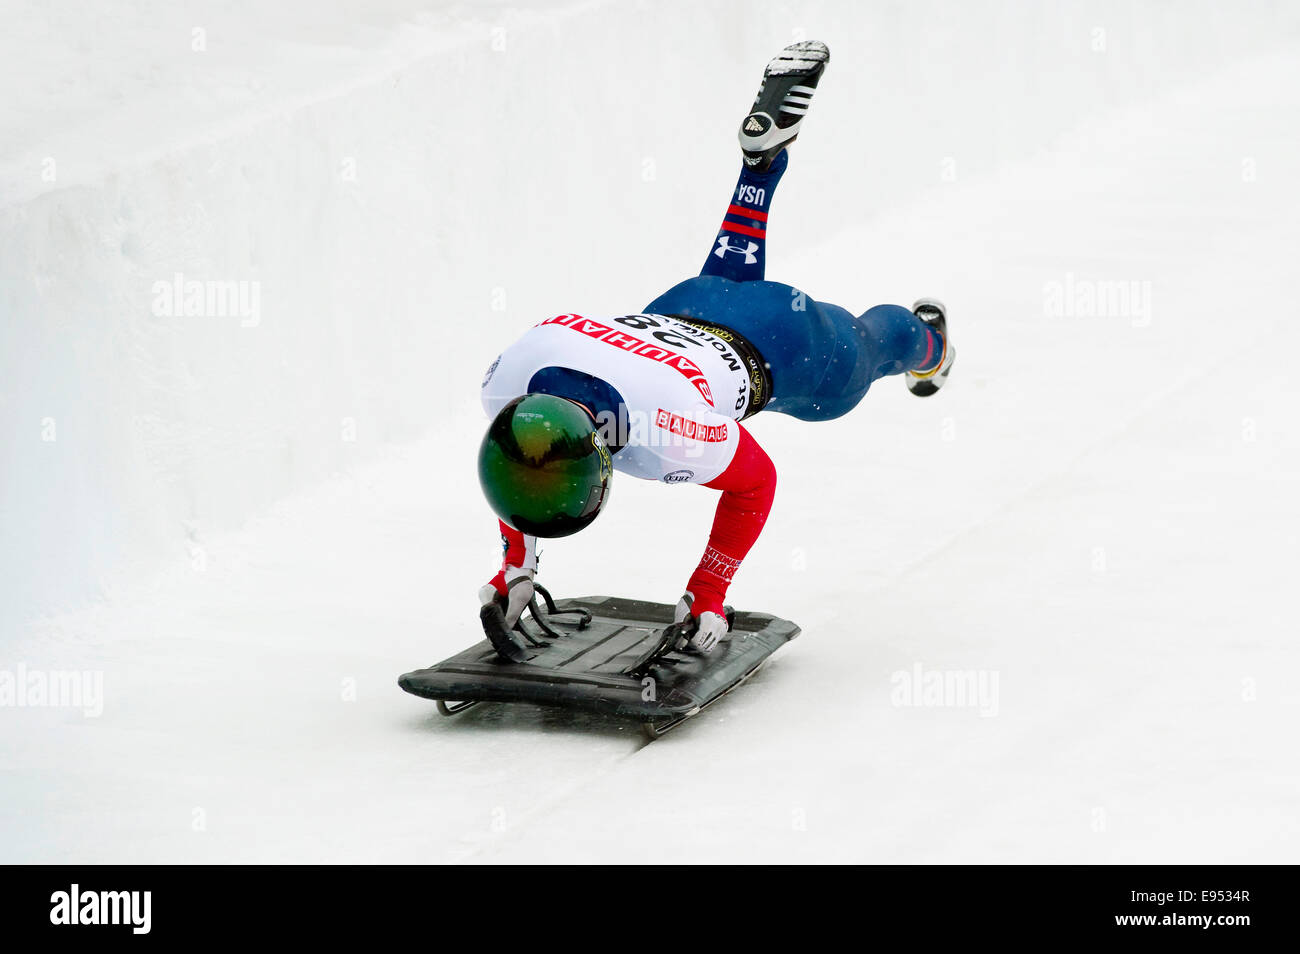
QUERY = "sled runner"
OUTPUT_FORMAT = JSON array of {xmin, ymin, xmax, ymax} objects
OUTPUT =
[{"xmin": 398, "ymin": 589, "xmax": 799, "ymax": 739}]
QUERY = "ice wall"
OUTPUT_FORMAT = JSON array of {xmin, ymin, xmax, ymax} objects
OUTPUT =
[{"xmin": 2, "ymin": 0, "xmax": 1296, "ymax": 634}]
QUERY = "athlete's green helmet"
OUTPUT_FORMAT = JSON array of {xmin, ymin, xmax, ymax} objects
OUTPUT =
[{"xmin": 478, "ymin": 393, "xmax": 613, "ymax": 538}]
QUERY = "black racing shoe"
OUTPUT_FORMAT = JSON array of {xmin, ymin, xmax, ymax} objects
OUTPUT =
[
  {"xmin": 738, "ymin": 40, "xmax": 830, "ymax": 172},
  {"xmin": 906, "ymin": 298, "xmax": 955, "ymax": 397}
]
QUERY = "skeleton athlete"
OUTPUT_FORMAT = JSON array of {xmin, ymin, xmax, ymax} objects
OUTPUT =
[{"xmin": 476, "ymin": 42, "xmax": 955, "ymax": 659}]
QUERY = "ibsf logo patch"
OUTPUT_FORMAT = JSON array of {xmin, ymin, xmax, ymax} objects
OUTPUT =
[{"xmin": 663, "ymin": 470, "xmax": 694, "ymax": 484}]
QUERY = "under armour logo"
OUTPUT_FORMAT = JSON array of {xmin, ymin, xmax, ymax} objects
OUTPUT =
[{"xmin": 714, "ymin": 235, "xmax": 759, "ymax": 265}]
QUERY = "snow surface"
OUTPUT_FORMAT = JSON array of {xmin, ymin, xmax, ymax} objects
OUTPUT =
[{"xmin": 2, "ymin": 0, "xmax": 1299, "ymax": 863}]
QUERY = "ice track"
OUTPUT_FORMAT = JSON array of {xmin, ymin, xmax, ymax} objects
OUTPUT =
[{"xmin": 2, "ymin": 2, "xmax": 1298, "ymax": 863}]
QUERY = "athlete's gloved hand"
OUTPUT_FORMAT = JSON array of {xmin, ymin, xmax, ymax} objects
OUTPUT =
[
  {"xmin": 479, "ymin": 565, "xmax": 534, "ymax": 628},
  {"xmin": 673, "ymin": 592, "xmax": 729, "ymax": 654}
]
